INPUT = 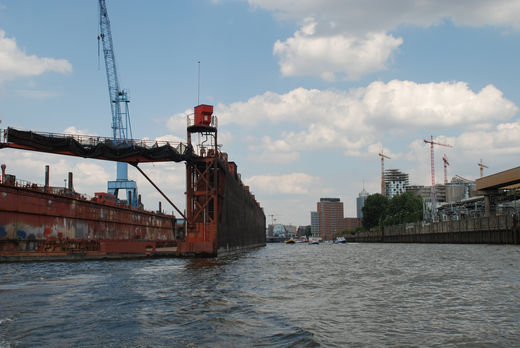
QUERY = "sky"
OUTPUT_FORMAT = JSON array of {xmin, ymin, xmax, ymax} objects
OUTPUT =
[{"xmin": 1, "ymin": 0, "xmax": 520, "ymax": 226}]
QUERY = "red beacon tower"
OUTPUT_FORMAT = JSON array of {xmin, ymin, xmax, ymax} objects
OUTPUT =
[{"xmin": 180, "ymin": 104, "xmax": 220, "ymax": 255}]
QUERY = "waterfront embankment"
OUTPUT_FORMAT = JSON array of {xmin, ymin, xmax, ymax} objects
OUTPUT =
[{"xmin": 345, "ymin": 214, "xmax": 520, "ymax": 244}]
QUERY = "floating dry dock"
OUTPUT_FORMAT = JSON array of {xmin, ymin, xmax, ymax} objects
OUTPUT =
[{"xmin": 0, "ymin": 105, "xmax": 266, "ymax": 261}]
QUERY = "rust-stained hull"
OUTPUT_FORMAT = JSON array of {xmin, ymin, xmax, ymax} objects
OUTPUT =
[
  {"xmin": 0, "ymin": 122, "xmax": 266, "ymax": 261},
  {"xmin": 0, "ymin": 184, "xmax": 178, "ymax": 261},
  {"xmin": 178, "ymin": 155, "xmax": 266, "ymax": 257}
]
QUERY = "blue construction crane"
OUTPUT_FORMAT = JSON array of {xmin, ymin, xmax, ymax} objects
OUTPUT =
[{"xmin": 98, "ymin": 0, "xmax": 138, "ymax": 207}]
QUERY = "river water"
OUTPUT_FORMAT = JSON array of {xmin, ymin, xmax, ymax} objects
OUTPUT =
[{"xmin": 1, "ymin": 243, "xmax": 519, "ymax": 347}]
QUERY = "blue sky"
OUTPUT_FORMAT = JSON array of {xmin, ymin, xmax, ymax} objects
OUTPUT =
[{"xmin": 1, "ymin": 0, "xmax": 520, "ymax": 225}]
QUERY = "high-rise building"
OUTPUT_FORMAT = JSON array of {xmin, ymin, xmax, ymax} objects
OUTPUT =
[
  {"xmin": 356, "ymin": 189, "xmax": 369, "ymax": 218},
  {"xmin": 384, "ymin": 169, "xmax": 409, "ymax": 198},
  {"xmin": 317, "ymin": 198, "xmax": 344, "ymax": 240},
  {"xmin": 310, "ymin": 211, "xmax": 320, "ymax": 237}
]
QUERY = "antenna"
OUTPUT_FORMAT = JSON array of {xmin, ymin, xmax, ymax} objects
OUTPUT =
[{"xmin": 197, "ymin": 61, "xmax": 200, "ymax": 105}]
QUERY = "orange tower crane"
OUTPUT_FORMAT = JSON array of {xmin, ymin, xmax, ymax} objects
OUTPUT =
[
  {"xmin": 378, "ymin": 151, "xmax": 391, "ymax": 196},
  {"xmin": 442, "ymin": 154, "xmax": 450, "ymax": 185},
  {"xmin": 424, "ymin": 136, "xmax": 452, "ymax": 221},
  {"xmin": 478, "ymin": 159, "xmax": 488, "ymax": 178}
]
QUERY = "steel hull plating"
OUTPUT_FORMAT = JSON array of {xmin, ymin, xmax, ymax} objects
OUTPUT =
[
  {"xmin": 0, "ymin": 163, "xmax": 266, "ymax": 260},
  {"xmin": 178, "ymin": 156, "xmax": 266, "ymax": 257},
  {"xmin": 217, "ymin": 161, "xmax": 266, "ymax": 256},
  {"xmin": 0, "ymin": 185, "xmax": 178, "ymax": 261}
]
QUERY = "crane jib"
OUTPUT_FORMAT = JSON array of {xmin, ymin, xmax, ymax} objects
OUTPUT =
[{"xmin": 98, "ymin": 0, "xmax": 132, "ymax": 141}]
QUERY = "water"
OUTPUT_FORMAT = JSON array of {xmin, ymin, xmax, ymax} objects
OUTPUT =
[{"xmin": 1, "ymin": 243, "xmax": 519, "ymax": 347}]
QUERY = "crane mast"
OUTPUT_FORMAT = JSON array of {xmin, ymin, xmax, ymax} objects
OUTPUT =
[
  {"xmin": 424, "ymin": 135, "xmax": 452, "ymax": 222},
  {"xmin": 442, "ymin": 154, "xmax": 450, "ymax": 185},
  {"xmin": 378, "ymin": 150, "xmax": 391, "ymax": 197},
  {"xmin": 478, "ymin": 159, "xmax": 488, "ymax": 178},
  {"xmin": 98, "ymin": 0, "xmax": 137, "ymax": 207}
]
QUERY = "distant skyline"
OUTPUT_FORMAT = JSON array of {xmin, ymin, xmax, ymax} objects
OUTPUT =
[{"xmin": 1, "ymin": 1, "xmax": 520, "ymax": 225}]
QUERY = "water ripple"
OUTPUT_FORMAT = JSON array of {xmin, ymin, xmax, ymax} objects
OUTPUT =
[{"xmin": 0, "ymin": 244, "xmax": 519, "ymax": 347}]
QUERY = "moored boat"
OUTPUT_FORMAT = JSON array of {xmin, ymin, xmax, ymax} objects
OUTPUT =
[
  {"xmin": 334, "ymin": 236, "xmax": 347, "ymax": 244},
  {"xmin": 0, "ymin": 104, "xmax": 266, "ymax": 261},
  {"xmin": 308, "ymin": 237, "xmax": 320, "ymax": 245},
  {"xmin": 0, "ymin": 165, "xmax": 180, "ymax": 261}
]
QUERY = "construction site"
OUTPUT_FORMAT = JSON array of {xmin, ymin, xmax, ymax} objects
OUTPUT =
[{"xmin": 351, "ymin": 137, "xmax": 520, "ymax": 244}]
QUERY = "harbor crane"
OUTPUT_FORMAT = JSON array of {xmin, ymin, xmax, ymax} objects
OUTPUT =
[
  {"xmin": 442, "ymin": 154, "xmax": 450, "ymax": 185},
  {"xmin": 267, "ymin": 214, "xmax": 282, "ymax": 226},
  {"xmin": 424, "ymin": 136, "xmax": 452, "ymax": 221},
  {"xmin": 478, "ymin": 159, "xmax": 488, "ymax": 178},
  {"xmin": 378, "ymin": 150, "xmax": 391, "ymax": 196},
  {"xmin": 98, "ymin": 0, "xmax": 138, "ymax": 207}
]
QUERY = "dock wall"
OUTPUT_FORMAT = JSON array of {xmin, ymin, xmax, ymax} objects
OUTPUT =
[{"xmin": 345, "ymin": 215, "xmax": 520, "ymax": 244}]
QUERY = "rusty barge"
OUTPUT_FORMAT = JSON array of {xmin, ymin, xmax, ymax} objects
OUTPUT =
[{"xmin": 0, "ymin": 105, "xmax": 266, "ymax": 261}]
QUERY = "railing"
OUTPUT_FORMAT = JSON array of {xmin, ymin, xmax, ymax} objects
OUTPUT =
[
  {"xmin": 1, "ymin": 177, "xmax": 93, "ymax": 201},
  {"xmin": 0, "ymin": 128, "xmax": 185, "ymax": 150},
  {"xmin": 186, "ymin": 113, "xmax": 218, "ymax": 129}
]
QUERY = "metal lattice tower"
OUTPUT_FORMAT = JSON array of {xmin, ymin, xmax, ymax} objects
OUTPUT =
[
  {"xmin": 98, "ymin": 0, "xmax": 137, "ymax": 207},
  {"xmin": 423, "ymin": 136, "xmax": 452, "ymax": 221}
]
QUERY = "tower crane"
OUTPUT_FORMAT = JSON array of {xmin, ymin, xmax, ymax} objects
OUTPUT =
[
  {"xmin": 267, "ymin": 214, "xmax": 282, "ymax": 226},
  {"xmin": 378, "ymin": 150, "xmax": 391, "ymax": 197},
  {"xmin": 98, "ymin": 0, "xmax": 138, "ymax": 207},
  {"xmin": 424, "ymin": 135, "xmax": 452, "ymax": 221},
  {"xmin": 442, "ymin": 154, "xmax": 450, "ymax": 185},
  {"xmin": 478, "ymin": 159, "xmax": 488, "ymax": 178}
]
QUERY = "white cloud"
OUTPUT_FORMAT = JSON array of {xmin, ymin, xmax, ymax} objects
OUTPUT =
[
  {"xmin": 63, "ymin": 126, "xmax": 91, "ymax": 135},
  {"xmin": 72, "ymin": 162, "xmax": 110, "ymax": 188},
  {"xmin": 155, "ymin": 134, "xmax": 185, "ymax": 144},
  {"xmin": 0, "ymin": 30, "xmax": 72, "ymax": 83},
  {"xmin": 455, "ymin": 121, "xmax": 520, "ymax": 156},
  {"xmin": 362, "ymin": 81, "xmax": 517, "ymax": 130},
  {"xmin": 166, "ymin": 108, "xmax": 191, "ymax": 135},
  {"xmin": 216, "ymin": 80, "xmax": 517, "ymax": 159},
  {"xmin": 0, "ymin": 150, "xmax": 108, "ymax": 193},
  {"xmin": 249, "ymin": 0, "xmax": 520, "ymax": 33},
  {"xmin": 244, "ymin": 173, "xmax": 319, "ymax": 195},
  {"xmin": 251, "ymin": 0, "xmax": 520, "ymax": 79},
  {"xmin": 252, "ymin": 136, "xmax": 301, "ymax": 163},
  {"xmin": 273, "ymin": 20, "xmax": 402, "ymax": 80}
]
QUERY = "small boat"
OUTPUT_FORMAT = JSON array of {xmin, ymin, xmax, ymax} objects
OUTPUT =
[
  {"xmin": 285, "ymin": 238, "xmax": 295, "ymax": 244},
  {"xmin": 308, "ymin": 237, "xmax": 320, "ymax": 245},
  {"xmin": 334, "ymin": 236, "xmax": 347, "ymax": 244}
]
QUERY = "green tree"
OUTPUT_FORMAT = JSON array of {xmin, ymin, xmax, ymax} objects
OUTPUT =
[
  {"xmin": 362, "ymin": 194, "xmax": 389, "ymax": 229},
  {"xmin": 383, "ymin": 192, "xmax": 423, "ymax": 226}
]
